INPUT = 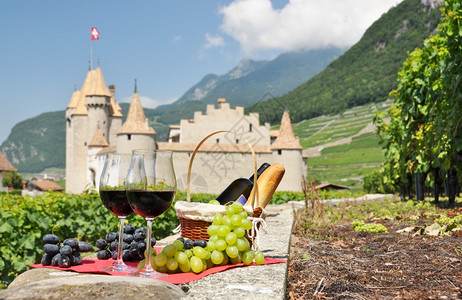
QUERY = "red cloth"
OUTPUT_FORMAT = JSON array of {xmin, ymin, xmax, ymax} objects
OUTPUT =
[{"xmin": 31, "ymin": 251, "xmax": 286, "ymax": 285}]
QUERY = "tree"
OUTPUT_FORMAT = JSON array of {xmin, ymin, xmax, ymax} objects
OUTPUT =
[
  {"xmin": 2, "ymin": 171, "xmax": 23, "ymax": 189},
  {"xmin": 375, "ymin": 0, "xmax": 461, "ymax": 205}
]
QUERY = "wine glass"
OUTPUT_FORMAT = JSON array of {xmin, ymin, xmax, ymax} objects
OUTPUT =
[
  {"xmin": 99, "ymin": 153, "xmax": 138, "ymax": 273},
  {"xmin": 125, "ymin": 149, "xmax": 176, "ymax": 278}
]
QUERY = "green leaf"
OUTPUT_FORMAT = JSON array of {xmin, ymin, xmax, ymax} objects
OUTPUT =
[{"xmin": 0, "ymin": 222, "xmax": 13, "ymax": 233}]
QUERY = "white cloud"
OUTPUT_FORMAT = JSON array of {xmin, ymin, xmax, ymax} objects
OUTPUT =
[
  {"xmin": 219, "ymin": 0, "xmax": 403, "ymax": 57},
  {"xmin": 204, "ymin": 33, "xmax": 225, "ymax": 48},
  {"xmin": 172, "ymin": 35, "xmax": 183, "ymax": 43},
  {"xmin": 121, "ymin": 96, "xmax": 177, "ymax": 109}
]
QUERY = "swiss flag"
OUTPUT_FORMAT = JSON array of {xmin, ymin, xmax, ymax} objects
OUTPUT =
[{"xmin": 91, "ymin": 27, "xmax": 100, "ymax": 40}]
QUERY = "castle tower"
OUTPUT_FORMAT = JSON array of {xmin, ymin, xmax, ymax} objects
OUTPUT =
[
  {"xmin": 116, "ymin": 84, "xmax": 156, "ymax": 155},
  {"xmin": 65, "ymin": 67, "xmax": 122, "ymax": 193},
  {"xmin": 85, "ymin": 67, "xmax": 112, "ymax": 141},
  {"xmin": 271, "ymin": 110, "xmax": 306, "ymax": 191},
  {"xmin": 108, "ymin": 84, "xmax": 123, "ymax": 146},
  {"xmin": 87, "ymin": 128, "xmax": 109, "ymax": 189}
]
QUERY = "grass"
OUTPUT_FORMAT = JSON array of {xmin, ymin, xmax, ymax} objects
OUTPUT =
[
  {"xmin": 297, "ymin": 196, "xmax": 462, "ymax": 236},
  {"xmin": 291, "ymin": 100, "xmax": 392, "ymax": 191}
]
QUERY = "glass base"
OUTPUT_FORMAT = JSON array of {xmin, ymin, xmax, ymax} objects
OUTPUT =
[
  {"xmin": 100, "ymin": 261, "xmax": 138, "ymax": 273},
  {"xmin": 127, "ymin": 269, "xmax": 168, "ymax": 279}
]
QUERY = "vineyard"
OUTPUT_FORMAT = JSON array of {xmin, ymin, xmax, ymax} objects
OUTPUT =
[{"xmin": 375, "ymin": 0, "xmax": 462, "ymax": 206}]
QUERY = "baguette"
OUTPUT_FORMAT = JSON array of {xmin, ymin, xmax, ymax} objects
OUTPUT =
[{"xmin": 245, "ymin": 163, "xmax": 285, "ymax": 208}]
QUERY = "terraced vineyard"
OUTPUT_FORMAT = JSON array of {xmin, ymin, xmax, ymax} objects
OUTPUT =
[{"xmin": 291, "ymin": 100, "xmax": 393, "ymax": 191}]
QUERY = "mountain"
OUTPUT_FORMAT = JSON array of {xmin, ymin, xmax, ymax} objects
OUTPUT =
[
  {"xmin": 0, "ymin": 111, "xmax": 66, "ymax": 173},
  {"xmin": 172, "ymin": 48, "xmax": 345, "ymax": 107},
  {"xmin": 247, "ymin": 0, "xmax": 442, "ymax": 123}
]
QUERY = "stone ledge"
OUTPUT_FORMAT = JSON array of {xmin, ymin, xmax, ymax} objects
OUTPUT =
[{"xmin": 0, "ymin": 268, "xmax": 185, "ymax": 299}]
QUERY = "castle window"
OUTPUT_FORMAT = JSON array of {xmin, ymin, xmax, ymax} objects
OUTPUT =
[
  {"xmin": 66, "ymin": 118, "xmax": 71, "ymax": 128},
  {"xmin": 278, "ymin": 149, "xmax": 282, "ymax": 155},
  {"xmin": 84, "ymin": 142, "xmax": 87, "ymax": 146},
  {"xmin": 249, "ymin": 124, "xmax": 253, "ymax": 132},
  {"xmin": 127, "ymin": 134, "xmax": 131, "ymax": 140},
  {"xmin": 216, "ymin": 138, "xmax": 219, "ymax": 144},
  {"xmin": 236, "ymin": 139, "xmax": 239, "ymax": 144}
]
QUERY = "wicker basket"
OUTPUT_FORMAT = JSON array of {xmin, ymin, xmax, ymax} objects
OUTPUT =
[{"xmin": 174, "ymin": 130, "xmax": 265, "ymax": 241}]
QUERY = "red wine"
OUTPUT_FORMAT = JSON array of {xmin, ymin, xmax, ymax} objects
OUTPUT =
[
  {"xmin": 99, "ymin": 190, "xmax": 134, "ymax": 217},
  {"xmin": 126, "ymin": 190, "xmax": 174, "ymax": 218}
]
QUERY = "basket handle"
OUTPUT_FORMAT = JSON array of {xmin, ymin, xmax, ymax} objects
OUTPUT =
[{"xmin": 186, "ymin": 130, "xmax": 259, "ymax": 209}]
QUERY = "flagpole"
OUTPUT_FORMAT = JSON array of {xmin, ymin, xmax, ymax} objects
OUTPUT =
[
  {"xmin": 89, "ymin": 40, "xmax": 93, "ymax": 70},
  {"xmin": 89, "ymin": 27, "xmax": 99, "ymax": 70}
]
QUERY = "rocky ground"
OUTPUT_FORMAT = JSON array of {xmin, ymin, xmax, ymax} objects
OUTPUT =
[{"xmin": 286, "ymin": 205, "xmax": 462, "ymax": 299}]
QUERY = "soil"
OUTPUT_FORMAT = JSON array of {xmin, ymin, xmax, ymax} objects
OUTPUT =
[{"xmin": 286, "ymin": 206, "xmax": 462, "ymax": 299}]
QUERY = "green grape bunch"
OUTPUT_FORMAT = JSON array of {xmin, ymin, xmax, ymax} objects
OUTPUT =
[{"xmin": 138, "ymin": 201, "xmax": 265, "ymax": 274}]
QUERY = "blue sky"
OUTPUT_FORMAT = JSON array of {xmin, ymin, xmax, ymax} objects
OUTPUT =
[{"xmin": 0, "ymin": 0, "xmax": 402, "ymax": 144}]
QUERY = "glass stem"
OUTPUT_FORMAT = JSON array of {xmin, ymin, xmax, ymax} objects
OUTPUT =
[
  {"xmin": 116, "ymin": 216, "xmax": 126, "ymax": 265},
  {"xmin": 144, "ymin": 218, "xmax": 154, "ymax": 272}
]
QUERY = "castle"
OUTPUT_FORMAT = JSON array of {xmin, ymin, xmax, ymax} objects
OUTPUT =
[{"xmin": 66, "ymin": 67, "xmax": 307, "ymax": 194}]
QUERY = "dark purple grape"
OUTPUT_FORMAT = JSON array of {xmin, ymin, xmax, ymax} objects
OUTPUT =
[
  {"xmin": 63, "ymin": 238, "xmax": 79, "ymax": 250},
  {"xmin": 184, "ymin": 239, "xmax": 194, "ymax": 249},
  {"xmin": 144, "ymin": 237, "xmax": 156, "ymax": 247},
  {"xmin": 43, "ymin": 244, "xmax": 60, "ymax": 255},
  {"xmin": 193, "ymin": 239, "xmax": 207, "ymax": 248},
  {"xmin": 105, "ymin": 232, "xmax": 117, "ymax": 243},
  {"xmin": 96, "ymin": 249, "xmax": 111, "ymax": 260},
  {"xmin": 41, "ymin": 254, "xmax": 52, "ymax": 266},
  {"xmin": 136, "ymin": 241, "xmax": 146, "ymax": 252},
  {"xmin": 51, "ymin": 253, "xmax": 62, "ymax": 266},
  {"xmin": 43, "ymin": 234, "xmax": 60, "ymax": 245},
  {"xmin": 112, "ymin": 251, "xmax": 118, "ymax": 260},
  {"xmin": 123, "ymin": 234, "xmax": 134, "ymax": 243},
  {"xmin": 110, "ymin": 241, "xmax": 118, "ymax": 251},
  {"xmin": 78, "ymin": 241, "xmax": 93, "ymax": 252},
  {"xmin": 176, "ymin": 237, "xmax": 185, "ymax": 243},
  {"xmin": 68, "ymin": 254, "xmax": 76, "ymax": 266},
  {"xmin": 59, "ymin": 255, "xmax": 71, "ymax": 268},
  {"xmin": 129, "ymin": 247, "xmax": 140, "ymax": 259},
  {"xmin": 123, "ymin": 242, "xmax": 130, "ymax": 250},
  {"xmin": 72, "ymin": 251, "xmax": 82, "ymax": 265},
  {"xmin": 95, "ymin": 239, "xmax": 108, "ymax": 250},
  {"xmin": 73, "ymin": 255, "xmax": 82, "ymax": 265},
  {"xmin": 124, "ymin": 224, "xmax": 135, "ymax": 234},
  {"xmin": 122, "ymin": 249, "xmax": 131, "ymax": 261},
  {"xmin": 134, "ymin": 231, "xmax": 146, "ymax": 241},
  {"xmin": 60, "ymin": 245, "xmax": 73, "ymax": 256}
]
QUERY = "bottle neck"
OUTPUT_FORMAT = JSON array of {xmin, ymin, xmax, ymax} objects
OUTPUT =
[{"xmin": 248, "ymin": 163, "xmax": 271, "ymax": 183}]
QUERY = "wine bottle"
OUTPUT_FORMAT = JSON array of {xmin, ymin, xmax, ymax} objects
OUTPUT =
[{"xmin": 216, "ymin": 163, "xmax": 271, "ymax": 205}]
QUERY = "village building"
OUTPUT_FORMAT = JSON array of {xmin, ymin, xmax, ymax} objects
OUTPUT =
[
  {"xmin": 23, "ymin": 179, "xmax": 65, "ymax": 196},
  {"xmin": 0, "ymin": 151, "xmax": 17, "ymax": 189},
  {"xmin": 65, "ymin": 67, "xmax": 307, "ymax": 194}
]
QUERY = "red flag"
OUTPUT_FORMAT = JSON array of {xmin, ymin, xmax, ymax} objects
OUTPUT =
[{"xmin": 91, "ymin": 27, "xmax": 100, "ymax": 40}]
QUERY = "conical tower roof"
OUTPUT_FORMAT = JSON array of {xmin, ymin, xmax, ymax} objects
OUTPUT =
[
  {"xmin": 71, "ymin": 67, "xmax": 114, "ymax": 116},
  {"xmin": 86, "ymin": 67, "xmax": 112, "ymax": 97},
  {"xmin": 271, "ymin": 110, "xmax": 302, "ymax": 150},
  {"xmin": 89, "ymin": 128, "xmax": 109, "ymax": 147},
  {"xmin": 110, "ymin": 96, "xmax": 123, "ymax": 117},
  {"xmin": 117, "ymin": 92, "xmax": 156, "ymax": 135},
  {"xmin": 66, "ymin": 89, "xmax": 81, "ymax": 109}
]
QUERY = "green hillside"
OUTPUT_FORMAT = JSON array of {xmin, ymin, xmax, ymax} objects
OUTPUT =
[
  {"xmin": 248, "ymin": 0, "xmax": 441, "ymax": 124},
  {"xmin": 291, "ymin": 101, "xmax": 393, "ymax": 191}
]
